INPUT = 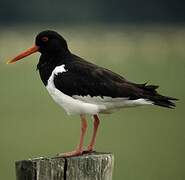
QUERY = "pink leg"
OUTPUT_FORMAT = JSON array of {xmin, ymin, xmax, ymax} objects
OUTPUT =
[
  {"xmin": 59, "ymin": 114, "xmax": 87, "ymax": 157},
  {"xmin": 78, "ymin": 114, "xmax": 88, "ymax": 152},
  {"xmin": 87, "ymin": 114, "xmax": 100, "ymax": 152}
]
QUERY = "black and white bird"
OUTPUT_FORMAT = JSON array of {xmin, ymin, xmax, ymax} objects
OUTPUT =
[{"xmin": 7, "ymin": 30, "xmax": 177, "ymax": 156}]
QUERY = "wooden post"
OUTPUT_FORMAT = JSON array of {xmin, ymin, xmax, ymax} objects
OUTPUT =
[{"xmin": 15, "ymin": 152, "xmax": 114, "ymax": 180}]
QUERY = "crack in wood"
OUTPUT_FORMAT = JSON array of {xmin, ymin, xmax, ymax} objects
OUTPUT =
[{"xmin": 63, "ymin": 158, "xmax": 67, "ymax": 180}]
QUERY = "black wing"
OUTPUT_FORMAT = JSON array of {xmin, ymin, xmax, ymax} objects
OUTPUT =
[
  {"xmin": 53, "ymin": 56, "xmax": 177, "ymax": 108},
  {"xmin": 54, "ymin": 58, "xmax": 145, "ymax": 99}
]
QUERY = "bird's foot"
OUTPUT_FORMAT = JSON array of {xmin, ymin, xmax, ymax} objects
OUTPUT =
[
  {"xmin": 87, "ymin": 145, "xmax": 94, "ymax": 151},
  {"xmin": 84, "ymin": 145, "xmax": 94, "ymax": 153},
  {"xmin": 57, "ymin": 149, "xmax": 83, "ymax": 157},
  {"xmin": 56, "ymin": 147, "xmax": 96, "ymax": 157}
]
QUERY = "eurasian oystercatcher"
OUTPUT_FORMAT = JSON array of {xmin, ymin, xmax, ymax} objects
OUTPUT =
[{"xmin": 7, "ymin": 30, "xmax": 177, "ymax": 156}]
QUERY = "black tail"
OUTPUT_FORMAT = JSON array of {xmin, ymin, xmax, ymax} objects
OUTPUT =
[
  {"xmin": 136, "ymin": 83, "xmax": 178, "ymax": 108},
  {"xmin": 151, "ymin": 95, "xmax": 178, "ymax": 108}
]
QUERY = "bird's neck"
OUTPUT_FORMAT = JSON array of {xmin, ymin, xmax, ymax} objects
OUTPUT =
[{"xmin": 37, "ymin": 51, "xmax": 71, "ymax": 86}]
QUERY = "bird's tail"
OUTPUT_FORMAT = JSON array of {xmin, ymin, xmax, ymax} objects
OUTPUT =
[
  {"xmin": 150, "ymin": 94, "xmax": 178, "ymax": 108},
  {"xmin": 136, "ymin": 83, "xmax": 178, "ymax": 108}
]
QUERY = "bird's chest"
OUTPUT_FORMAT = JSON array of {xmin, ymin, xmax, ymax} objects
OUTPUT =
[
  {"xmin": 38, "ymin": 64, "xmax": 54, "ymax": 86},
  {"xmin": 37, "ymin": 54, "xmax": 60, "ymax": 86}
]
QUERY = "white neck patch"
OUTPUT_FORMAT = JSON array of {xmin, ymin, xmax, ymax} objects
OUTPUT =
[{"xmin": 47, "ymin": 64, "xmax": 67, "ymax": 87}]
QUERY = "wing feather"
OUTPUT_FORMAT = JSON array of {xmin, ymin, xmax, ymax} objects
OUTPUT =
[{"xmin": 53, "ymin": 59, "xmax": 143, "ymax": 99}]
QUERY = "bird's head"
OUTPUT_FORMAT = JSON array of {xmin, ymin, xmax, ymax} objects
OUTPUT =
[
  {"xmin": 7, "ymin": 30, "xmax": 69, "ymax": 64},
  {"xmin": 35, "ymin": 30, "xmax": 68, "ymax": 54}
]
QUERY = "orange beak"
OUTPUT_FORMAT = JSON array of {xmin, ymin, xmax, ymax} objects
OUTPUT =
[{"xmin": 6, "ymin": 45, "xmax": 39, "ymax": 64}]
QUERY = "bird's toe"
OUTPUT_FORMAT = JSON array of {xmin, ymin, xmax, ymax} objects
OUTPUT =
[{"xmin": 57, "ymin": 149, "xmax": 83, "ymax": 157}]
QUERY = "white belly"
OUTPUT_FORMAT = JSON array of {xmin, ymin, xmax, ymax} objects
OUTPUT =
[{"xmin": 46, "ymin": 85, "xmax": 104, "ymax": 115}]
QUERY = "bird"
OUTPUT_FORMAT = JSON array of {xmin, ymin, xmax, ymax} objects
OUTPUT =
[{"xmin": 7, "ymin": 30, "xmax": 177, "ymax": 157}]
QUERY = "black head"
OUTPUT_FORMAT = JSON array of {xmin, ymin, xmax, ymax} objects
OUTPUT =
[
  {"xmin": 35, "ymin": 30, "xmax": 69, "ymax": 54},
  {"xmin": 7, "ymin": 30, "xmax": 70, "ymax": 64}
]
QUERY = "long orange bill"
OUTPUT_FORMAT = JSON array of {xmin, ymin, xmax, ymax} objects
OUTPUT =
[{"xmin": 6, "ymin": 45, "xmax": 39, "ymax": 64}]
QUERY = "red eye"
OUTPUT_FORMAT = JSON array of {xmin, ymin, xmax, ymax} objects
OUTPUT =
[{"xmin": 42, "ymin": 36, "xmax": 49, "ymax": 42}]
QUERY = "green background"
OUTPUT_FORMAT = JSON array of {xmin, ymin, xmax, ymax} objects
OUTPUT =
[{"xmin": 0, "ymin": 25, "xmax": 184, "ymax": 180}]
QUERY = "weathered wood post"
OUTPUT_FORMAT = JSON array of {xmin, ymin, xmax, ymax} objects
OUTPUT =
[{"xmin": 15, "ymin": 152, "xmax": 114, "ymax": 180}]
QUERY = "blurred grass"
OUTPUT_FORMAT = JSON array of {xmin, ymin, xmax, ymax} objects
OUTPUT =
[{"xmin": 0, "ymin": 25, "xmax": 185, "ymax": 180}]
